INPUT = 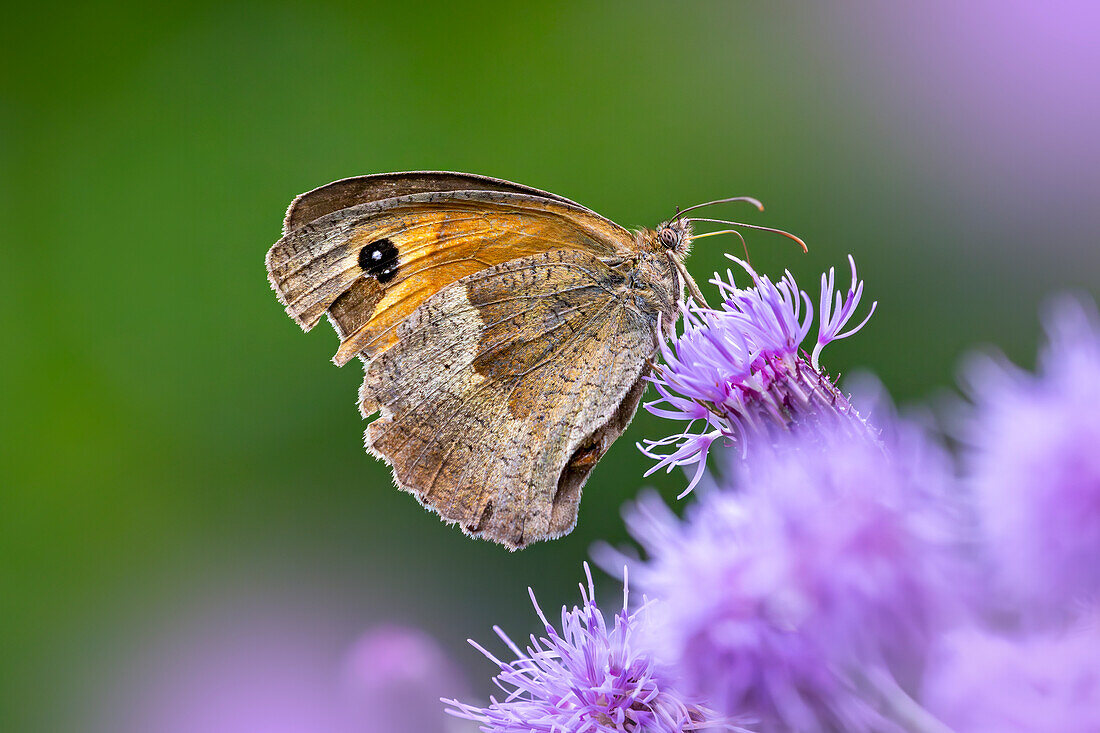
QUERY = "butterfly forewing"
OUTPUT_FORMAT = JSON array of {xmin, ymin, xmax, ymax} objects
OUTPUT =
[
  {"xmin": 282, "ymin": 171, "xmax": 589, "ymax": 233},
  {"xmin": 280, "ymin": 172, "xmax": 588, "ymax": 344},
  {"xmin": 267, "ymin": 191, "xmax": 631, "ymax": 365}
]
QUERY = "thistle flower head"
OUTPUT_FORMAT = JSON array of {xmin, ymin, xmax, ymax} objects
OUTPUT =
[
  {"xmin": 606, "ymin": 419, "xmax": 962, "ymax": 731},
  {"xmin": 959, "ymin": 296, "xmax": 1100, "ymax": 620},
  {"xmin": 445, "ymin": 564, "xmax": 735, "ymax": 733},
  {"xmin": 922, "ymin": 619, "xmax": 1100, "ymax": 733},
  {"xmin": 641, "ymin": 255, "xmax": 877, "ymax": 495}
]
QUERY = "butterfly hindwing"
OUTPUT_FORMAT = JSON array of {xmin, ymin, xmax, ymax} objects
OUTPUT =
[{"xmin": 360, "ymin": 248, "xmax": 656, "ymax": 548}]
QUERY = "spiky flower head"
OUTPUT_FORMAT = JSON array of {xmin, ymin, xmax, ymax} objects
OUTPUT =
[
  {"xmin": 606, "ymin": 417, "xmax": 962, "ymax": 732},
  {"xmin": 922, "ymin": 618, "xmax": 1100, "ymax": 733},
  {"xmin": 444, "ymin": 564, "xmax": 735, "ymax": 733},
  {"xmin": 641, "ymin": 255, "xmax": 877, "ymax": 495},
  {"xmin": 958, "ymin": 296, "xmax": 1100, "ymax": 621}
]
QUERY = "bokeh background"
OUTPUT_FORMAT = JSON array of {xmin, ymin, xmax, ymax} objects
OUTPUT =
[{"xmin": 3, "ymin": 2, "xmax": 1098, "ymax": 731}]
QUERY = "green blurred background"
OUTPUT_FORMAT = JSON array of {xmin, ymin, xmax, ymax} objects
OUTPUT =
[{"xmin": 3, "ymin": 2, "xmax": 1098, "ymax": 731}]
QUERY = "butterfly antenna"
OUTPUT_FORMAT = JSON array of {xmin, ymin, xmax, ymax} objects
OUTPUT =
[
  {"xmin": 673, "ymin": 196, "xmax": 765, "ymax": 221},
  {"xmin": 686, "ymin": 217, "xmax": 808, "ymax": 253},
  {"xmin": 691, "ymin": 228, "xmax": 752, "ymax": 265}
]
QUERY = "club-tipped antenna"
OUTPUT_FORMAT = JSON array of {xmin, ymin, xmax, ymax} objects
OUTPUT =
[
  {"xmin": 686, "ymin": 217, "xmax": 808, "ymax": 253},
  {"xmin": 673, "ymin": 196, "xmax": 765, "ymax": 221},
  {"xmin": 691, "ymin": 228, "xmax": 752, "ymax": 264}
]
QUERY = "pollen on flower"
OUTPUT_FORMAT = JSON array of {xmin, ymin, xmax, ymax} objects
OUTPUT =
[{"xmin": 640, "ymin": 255, "xmax": 877, "ymax": 495}]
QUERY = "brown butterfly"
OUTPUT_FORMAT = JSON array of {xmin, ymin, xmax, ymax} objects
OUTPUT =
[{"xmin": 266, "ymin": 172, "xmax": 802, "ymax": 549}]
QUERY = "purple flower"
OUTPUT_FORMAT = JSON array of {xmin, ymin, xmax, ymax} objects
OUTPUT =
[
  {"xmin": 958, "ymin": 297, "xmax": 1100, "ymax": 621},
  {"xmin": 118, "ymin": 608, "xmax": 358, "ymax": 733},
  {"xmin": 444, "ymin": 564, "xmax": 736, "ymax": 733},
  {"xmin": 922, "ymin": 618, "xmax": 1100, "ymax": 733},
  {"xmin": 605, "ymin": 419, "xmax": 962, "ymax": 731},
  {"xmin": 641, "ymin": 256, "xmax": 877, "ymax": 495},
  {"xmin": 341, "ymin": 625, "xmax": 469, "ymax": 733}
]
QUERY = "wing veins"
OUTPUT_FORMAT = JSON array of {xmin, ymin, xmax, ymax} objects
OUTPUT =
[
  {"xmin": 413, "ymin": 296, "xmax": 629, "ymax": 531},
  {"xmin": 285, "ymin": 222, "xmax": 604, "ymax": 318},
  {"xmin": 277, "ymin": 213, "xmax": 483, "ymax": 279},
  {"xmin": 351, "ymin": 261, "xmax": 616, "ymax": 355},
  {"xmin": 282, "ymin": 223, "xmax": 491, "ymax": 309},
  {"xmin": 279, "ymin": 200, "xmax": 610, "ymax": 281},
  {"xmin": 385, "ymin": 292, "xmax": 619, "ymax": 461},
  {"xmin": 506, "ymin": 298, "xmax": 623, "ymax": 379},
  {"xmin": 514, "ymin": 302, "xmax": 635, "ymax": 541}
]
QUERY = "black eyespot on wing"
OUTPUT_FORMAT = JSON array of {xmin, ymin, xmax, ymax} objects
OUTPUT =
[{"xmin": 358, "ymin": 238, "xmax": 399, "ymax": 284}]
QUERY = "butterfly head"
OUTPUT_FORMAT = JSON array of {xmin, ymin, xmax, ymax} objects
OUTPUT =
[
  {"xmin": 655, "ymin": 217, "xmax": 694, "ymax": 260},
  {"xmin": 651, "ymin": 196, "xmax": 808, "ymax": 308},
  {"xmin": 642, "ymin": 218, "xmax": 706, "ymax": 307}
]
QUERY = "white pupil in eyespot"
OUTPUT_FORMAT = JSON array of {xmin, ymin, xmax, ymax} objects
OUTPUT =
[{"xmin": 372, "ymin": 250, "xmax": 383, "ymax": 260}]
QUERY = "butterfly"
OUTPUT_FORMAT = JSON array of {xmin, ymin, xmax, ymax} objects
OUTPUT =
[{"xmin": 266, "ymin": 172, "xmax": 803, "ymax": 549}]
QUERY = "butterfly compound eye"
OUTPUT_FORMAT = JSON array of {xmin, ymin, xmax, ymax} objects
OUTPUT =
[{"xmin": 658, "ymin": 226, "xmax": 679, "ymax": 250}]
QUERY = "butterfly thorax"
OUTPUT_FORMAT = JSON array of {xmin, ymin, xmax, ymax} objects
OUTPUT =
[
  {"xmin": 640, "ymin": 219, "xmax": 706, "ymax": 315},
  {"xmin": 595, "ymin": 223, "xmax": 695, "ymax": 336}
]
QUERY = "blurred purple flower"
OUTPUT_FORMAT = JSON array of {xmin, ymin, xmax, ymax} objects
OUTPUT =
[
  {"xmin": 959, "ymin": 297, "xmax": 1100, "ymax": 620},
  {"xmin": 342, "ymin": 625, "xmax": 469, "ymax": 733},
  {"xmin": 922, "ymin": 618, "xmax": 1100, "ymax": 733},
  {"xmin": 641, "ymin": 256, "xmax": 876, "ymax": 495},
  {"xmin": 445, "ymin": 564, "xmax": 736, "ymax": 733},
  {"xmin": 121, "ymin": 611, "xmax": 351, "ymax": 733},
  {"xmin": 605, "ymin": 420, "xmax": 962, "ymax": 732}
]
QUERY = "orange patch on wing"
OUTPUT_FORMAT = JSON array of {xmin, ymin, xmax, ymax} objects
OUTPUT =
[{"xmin": 332, "ymin": 203, "xmax": 621, "ymax": 365}]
